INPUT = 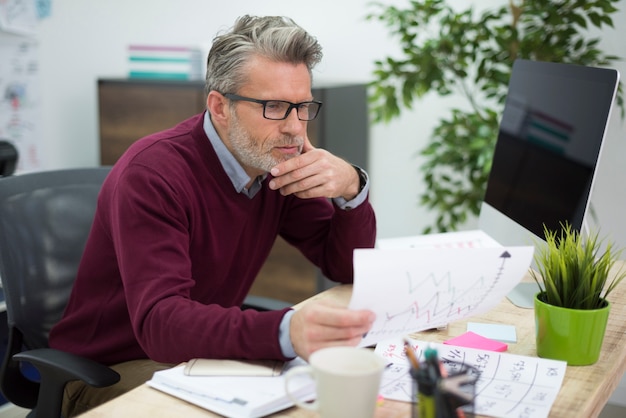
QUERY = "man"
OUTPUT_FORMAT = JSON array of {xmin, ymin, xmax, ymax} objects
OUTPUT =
[{"xmin": 50, "ymin": 15, "xmax": 376, "ymax": 415}]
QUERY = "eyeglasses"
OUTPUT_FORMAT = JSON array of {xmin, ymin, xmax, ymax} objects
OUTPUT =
[{"xmin": 223, "ymin": 93, "xmax": 322, "ymax": 121}]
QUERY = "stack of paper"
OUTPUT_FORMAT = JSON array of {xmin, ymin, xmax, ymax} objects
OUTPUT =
[{"xmin": 147, "ymin": 359, "xmax": 314, "ymax": 418}]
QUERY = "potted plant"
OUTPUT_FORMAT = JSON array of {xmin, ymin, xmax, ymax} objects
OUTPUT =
[
  {"xmin": 367, "ymin": 0, "xmax": 624, "ymax": 233},
  {"xmin": 530, "ymin": 222, "xmax": 626, "ymax": 365}
]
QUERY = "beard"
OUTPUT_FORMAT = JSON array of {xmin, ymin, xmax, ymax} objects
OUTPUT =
[{"xmin": 228, "ymin": 111, "xmax": 304, "ymax": 173}]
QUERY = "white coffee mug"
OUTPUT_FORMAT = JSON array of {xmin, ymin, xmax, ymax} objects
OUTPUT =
[{"xmin": 284, "ymin": 346, "xmax": 386, "ymax": 418}]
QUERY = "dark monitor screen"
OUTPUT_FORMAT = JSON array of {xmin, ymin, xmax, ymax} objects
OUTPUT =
[{"xmin": 480, "ymin": 59, "xmax": 619, "ymax": 244}]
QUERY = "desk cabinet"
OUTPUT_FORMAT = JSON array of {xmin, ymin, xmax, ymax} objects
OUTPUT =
[
  {"xmin": 98, "ymin": 79, "xmax": 206, "ymax": 165},
  {"xmin": 97, "ymin": 79, "xmax": 368, "ymax": 303}
]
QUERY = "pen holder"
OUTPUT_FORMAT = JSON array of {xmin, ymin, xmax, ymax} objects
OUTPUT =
[{"xmin": 410, "ymin": 361, "xmax": 478, "ymax": 418}]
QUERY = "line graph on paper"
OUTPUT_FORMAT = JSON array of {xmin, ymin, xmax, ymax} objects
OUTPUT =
[{"xmin": 349, "ymin": 246, "xmax": 534, "ymax": 347}]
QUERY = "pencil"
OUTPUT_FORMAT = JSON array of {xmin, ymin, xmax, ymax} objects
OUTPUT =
[{"xmin": 403, "ymin": 338, "xmax": 420, "ymax": 370}]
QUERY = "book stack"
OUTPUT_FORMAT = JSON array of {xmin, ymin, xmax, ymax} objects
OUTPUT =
[{"xmin": 127, "ymin": 45, "xmax": 204, "ymax": 80}]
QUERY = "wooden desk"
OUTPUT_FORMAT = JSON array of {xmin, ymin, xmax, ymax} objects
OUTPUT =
[{"xmin": 81, "ymin": 262, "xmax": 626, "ymax": 417}]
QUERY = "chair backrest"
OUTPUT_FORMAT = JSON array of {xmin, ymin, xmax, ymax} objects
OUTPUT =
[
  {"xmin": 0, "ymin": 167, "xmax": 110, "ymax": 350},
  {"xmin": 0, "ymin": 140, "xmax": 18, "ymax": 177}
]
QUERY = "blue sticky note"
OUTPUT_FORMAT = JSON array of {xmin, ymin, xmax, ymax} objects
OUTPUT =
[{"xmin": 467, "ymin": 322, "xmax": 517, "ymax": 343}]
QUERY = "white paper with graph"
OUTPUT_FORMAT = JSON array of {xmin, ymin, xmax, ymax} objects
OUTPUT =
[{"xmin": 349, "ymin": 246, "xmax": 534, "ymax": 348}]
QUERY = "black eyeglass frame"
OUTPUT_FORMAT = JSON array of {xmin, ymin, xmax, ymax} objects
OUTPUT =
[{"xmin": 223, "ymin": 93, "xmax": 323, "ymax": 121}]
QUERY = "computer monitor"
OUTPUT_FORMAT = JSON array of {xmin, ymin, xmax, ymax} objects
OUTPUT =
[{"xmin": 478, "ymin": 59, "xmax": 620, "ymax": 248}]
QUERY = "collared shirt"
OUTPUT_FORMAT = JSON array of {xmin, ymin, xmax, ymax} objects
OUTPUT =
[
  {"xmin": 203, "ymin": 112, "xmax": 266, "ymax": 198},
  {"xmin": 202, "ymin": 111, "xmax": 370, "ymax": 358}
]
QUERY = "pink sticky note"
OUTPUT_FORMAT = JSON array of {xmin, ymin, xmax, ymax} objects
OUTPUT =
[{"xmin": 444, "ymin": 331, "xmax": 508, "ymax": 352}]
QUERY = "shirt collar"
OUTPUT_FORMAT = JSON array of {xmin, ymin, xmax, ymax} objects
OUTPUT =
[{"xmin": 203, "ymin": 112, "xmax": 266, "ymax": 198}]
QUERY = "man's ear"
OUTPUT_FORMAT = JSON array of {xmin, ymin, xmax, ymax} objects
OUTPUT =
[{"xmin": 207, "ymin": 91, "xmax": 229, "ymax": 124}]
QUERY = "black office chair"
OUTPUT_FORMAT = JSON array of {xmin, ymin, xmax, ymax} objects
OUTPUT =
[
  {"xmin": 0, "ymin": 140, "xmax": 18, "ymax": 177},
  {"xmin": 0, "ymin": 167, "xmax": 120, "ymax": 418},
  {"xmin": 242, "ymin": 295, "xmax": 291, "ymax": 311}
]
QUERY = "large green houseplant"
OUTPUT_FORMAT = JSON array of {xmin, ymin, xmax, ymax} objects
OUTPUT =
[
  {"xmin": 530, "ymin": 223, "xmax": 626, "ymax": 365},
  {"xmin": 367, "ymin": 0, "xmax": 623, "ymax": 233}
]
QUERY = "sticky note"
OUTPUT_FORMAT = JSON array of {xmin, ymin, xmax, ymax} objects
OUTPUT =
[
  {"xmin": 444, "ymin": 331, "xmax": 508, "ymax": 352},
  {"xmin": 467, "ymin": 322, "xmax": 517, "ymax": 343}
]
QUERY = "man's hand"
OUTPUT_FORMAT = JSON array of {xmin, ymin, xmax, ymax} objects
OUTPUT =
[
  {"xmin": 289, "ymin": 299, "xmax": 375, "ymax": 361},
  {"xmin": 269, "ymin": 137, "xmax": 360, "ymax": 201}
]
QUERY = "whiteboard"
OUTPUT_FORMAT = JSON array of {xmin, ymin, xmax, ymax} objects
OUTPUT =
[{"xmin": 0, "ymin": 35, "xmax": 43, "ymax": 172}]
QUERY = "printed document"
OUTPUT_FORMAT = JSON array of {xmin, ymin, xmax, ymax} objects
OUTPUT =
[{"xmin": 350, "ymin": 242, "xmax": 534, "ymax": 347}]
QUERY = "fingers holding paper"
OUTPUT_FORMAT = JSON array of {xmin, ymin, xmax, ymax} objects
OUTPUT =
[{"xmin": 290, "ymin": 300, "xmax": 375, "ymax": 361}]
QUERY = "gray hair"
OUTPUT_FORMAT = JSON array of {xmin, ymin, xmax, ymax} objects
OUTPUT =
[{"xmin": 205, "ymin": 15, "xmax": 323, "ymax": 95}]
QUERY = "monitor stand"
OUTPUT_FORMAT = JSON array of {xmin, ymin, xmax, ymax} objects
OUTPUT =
[{"xmin": 506, "ymin": 282, "xmax": 540, "ymax": 309}]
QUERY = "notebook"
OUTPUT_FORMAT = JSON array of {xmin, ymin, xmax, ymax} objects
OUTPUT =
[
  {"xmin": 147, "ymin": 358, "xmax": 314, "ymax": 418},
  {"xmin": 183, "ymin": 358, "xmax": 285, "ymax": 377}
]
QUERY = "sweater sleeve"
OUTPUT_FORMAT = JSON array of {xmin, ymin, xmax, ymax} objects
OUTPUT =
[{"xmin": 278, "ymin": 186, "xmax": 377, "ymax": 283}]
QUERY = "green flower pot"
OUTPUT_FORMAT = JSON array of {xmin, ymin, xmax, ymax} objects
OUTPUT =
[{"xmin": 534, "ymin": 293, "xmax": 610, "ymax": 366}]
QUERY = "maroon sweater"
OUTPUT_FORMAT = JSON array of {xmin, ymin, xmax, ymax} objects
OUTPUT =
[{"xmin": 49, "ymin": 114, "xmax": 376, "ymax": 365}]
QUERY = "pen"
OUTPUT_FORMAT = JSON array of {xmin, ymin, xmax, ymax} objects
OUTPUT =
[
  {"xmin": 424, "ymin": 347, "xmax": 441, "ymax": 380},
  {"xmin": 160, "ymin": 381, "xmax": 248, "ymax": 406}
]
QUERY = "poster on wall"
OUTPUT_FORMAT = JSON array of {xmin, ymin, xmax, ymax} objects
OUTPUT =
[
  {"xmin": 0, "ymin": 36, "xmax": 42, "ymax": 172},
  {"xmin": 0, "ymin": 0, "xmax": 38, "ymax": 36}
]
